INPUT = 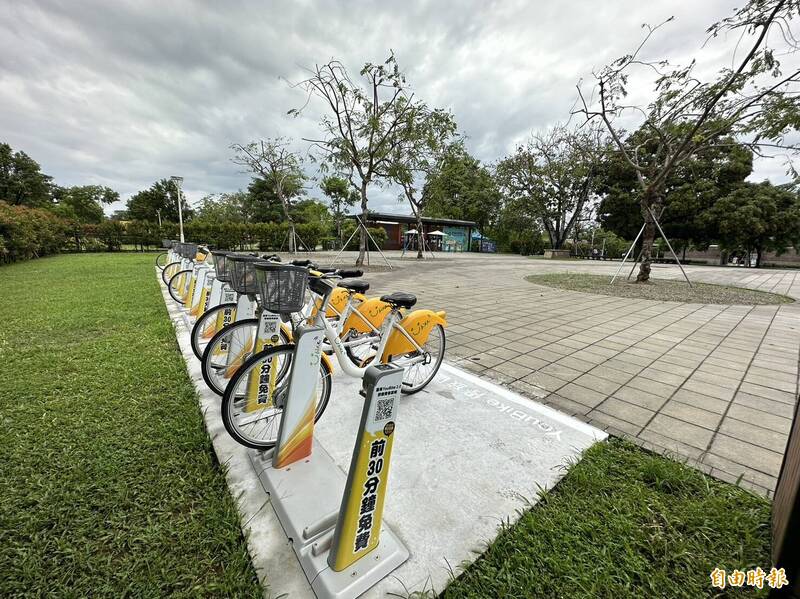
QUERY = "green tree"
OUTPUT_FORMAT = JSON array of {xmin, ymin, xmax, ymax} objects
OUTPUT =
[
  {"xmin": 705, "ymin": 182, "xmax": 800, "ymax": 267},
  {"xmin": 496, "ymin": 124, "xmax": 607, "ymax": 250},
  {"xmin": 292, "ymin": 53, "xmax": 425, "ymax": 265},
  {"xmin": 320, "ymin": 176, "xmax": 358, "ymax": 245},
  {"xmin": 194, "ymin": 192, "xmax": 248, "ymax": 224},
  {"xmin": 127, "ymin": 179, "xmax": 192, "ymax": 223},
  {"xmin": 0, "ymin": 143, "xmax": 53, "ymax": 207},
  {"xmin": 385, "ymin": 105, "xmax": 459, "ymax": 258},
  {"xmin": 596, "ymin": 129, "xmax": 753, "ymax": 255},
  {"xmin": 53, "ymin": 185, "xmax": 119, "ymax": 223},
  {"xmin": 231, "ymin": 139, "xmax": 306, "ymax": 253},
  {"xmin": 423, "ymin": 144, "xmax": 502, "ymax": 246},
  {"xmin": 246, "ymin": 177, "xmax": 293, "ymax": 223},
  {"xmin": 575, "ymin": 0, "xmax": 800, "ymax": 281},
  {"xmin": 492, "ymin": 201, "xmax": 546, "ymax": 255}
]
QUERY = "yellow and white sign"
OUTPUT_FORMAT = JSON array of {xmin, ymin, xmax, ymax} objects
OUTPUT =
[
  {"xmin": 328, "ymin": 364, "xmax": 404, "ymax": 572},
  {"xmin": 244, "ymin": 311, "xmax": 283, "ymax": 413}
]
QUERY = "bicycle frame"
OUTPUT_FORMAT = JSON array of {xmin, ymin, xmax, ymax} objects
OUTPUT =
[{"xmin": 314, "ymin": 283, "xmax": 429, "ymax": 379}]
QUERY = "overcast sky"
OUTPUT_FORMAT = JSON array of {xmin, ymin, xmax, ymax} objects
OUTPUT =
[{"xmin": 1, "ymin": 0, "xmax": 796, "ymax": 217}]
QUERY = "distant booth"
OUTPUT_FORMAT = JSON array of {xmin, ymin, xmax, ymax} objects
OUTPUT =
[{"xmin": 355, "ymin": 212, "xmax": 477, "ymax": 252}]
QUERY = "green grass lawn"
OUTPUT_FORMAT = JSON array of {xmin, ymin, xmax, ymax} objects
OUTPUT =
[
  {"xmin": 444, "ymin": 439, "xmax": 771, "ymax": 598},
  {"xmin": 0, "ymin": 253, "xmax": 261, "ymax": 597},
  {"xmin": 0, "ymin": 253, "xmax": 775, "ymax": 598},
  {"xmin": 526, "ymin": 273, "xmax": 793, "ymax": 305}
]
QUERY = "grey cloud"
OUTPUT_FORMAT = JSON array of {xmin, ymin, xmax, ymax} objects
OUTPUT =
[{"xmin": 0, "ymin": 0, "xmax": 793, "ymax": 217}]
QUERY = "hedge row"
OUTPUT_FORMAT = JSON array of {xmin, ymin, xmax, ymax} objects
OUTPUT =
[{"xmin": 0, "ymin": 201, "xmax": 389, "ymax": 264}]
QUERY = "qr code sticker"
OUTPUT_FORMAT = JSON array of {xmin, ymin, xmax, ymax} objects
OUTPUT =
[{"xmin": 375, "ymin": 398, "xmax": 394, "ymax": 421}]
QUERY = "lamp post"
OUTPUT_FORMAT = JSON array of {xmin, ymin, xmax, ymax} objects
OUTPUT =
[{"xmin": 171, "ymin": 176, "xmax": 184, "ymax": 243}]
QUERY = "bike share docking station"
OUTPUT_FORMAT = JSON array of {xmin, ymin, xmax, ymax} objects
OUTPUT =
[{"xmin": 250, "ymin": 325, "xmax": 409, "ymax": 599}]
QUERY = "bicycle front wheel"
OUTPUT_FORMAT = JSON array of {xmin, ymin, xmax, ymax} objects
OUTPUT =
[
  {"xmin": 155, "ymin": 252, "xmax": 168, "ymax": 270},
  {"xmin": 191, "ymin": 302, "xmax": 237, "ymax": 359},
  {"xmin": 221, "ymin": 345, "xmax": 332, "ymax": 450},
  {"xmin": 201, "ymin": 319, "xmax": 291, "ymax": 396}
]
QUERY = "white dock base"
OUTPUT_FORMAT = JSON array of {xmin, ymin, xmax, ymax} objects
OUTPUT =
[{"xmin": 251, "ymin": 442, "xmax": 409, "ymax": 599}]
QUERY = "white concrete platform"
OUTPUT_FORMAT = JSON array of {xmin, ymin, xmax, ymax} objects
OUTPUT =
[{"xmin": 159, "ymin": 277, "xmax": 607, "ymax": 598}]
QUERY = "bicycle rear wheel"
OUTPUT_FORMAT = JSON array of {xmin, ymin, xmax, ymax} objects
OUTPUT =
[
  {"xmin": 161, "ymin": 261, "xmax": 183, "ymax": 285},
  {"xmin": 168, "ymin": 269, "xmax": 193, "ymax": 304},
  {"xmin": 221, "ymin": 345, "xmax": 332, "ymax": 450},
  {"xmin": 191, "ymin": 302, "xmax": 237, "ymax": 359},
  {"xmin": 392, "ymin": 323, "xmax": 446, "ymax": 394}
]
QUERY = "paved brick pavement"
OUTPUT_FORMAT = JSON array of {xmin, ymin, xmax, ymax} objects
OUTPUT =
[{"xmin": 306, "ymin": 251, "xmax": 800, "ymax": 496}]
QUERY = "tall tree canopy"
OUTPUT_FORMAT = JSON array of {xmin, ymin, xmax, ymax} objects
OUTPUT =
[
  {"xmin": 126, "ymin": 178, "xmax": 192, "ymax": 223},
  {"xmin": 423, "ymin": 144, "xmax": 502, "ymax": 239},
  {"xmin": 0, "ymin": 142, "xmax": 53, "ymax": 208},
  {"xmin": 232, "ymin": 139, "xmax": 306, "ymax": 253},
  {"xmin": 386, "ymin": 105, "xmax": 459, "ymax": 258},
  {"xmin": 320, "ymin": 175, "xmax": 358, "ymax": 244},
  {"xmin": 704, "ymin": 181, "xmax": 800, "ymax": 266},
  {"xmin": 53, "ymin": 185, "xmax": 119, "ymax": 223},
  {"xmin": 194, "ymin": 192, "xmax": 249, "ymax": 224},
  {"xmin": 576, "ymin": 0, "xmax": 800, "ymax": 281},
  {"xmin": 596, "ymin": 128, "xmax": 753, "ymax": 250},
  {"xmin": 292, "ymin": 53, "xmax": 426, "ymax": 265},
  {"xmin": 496, "ymin": 124, "xmax": 607, "ymax": 250}
]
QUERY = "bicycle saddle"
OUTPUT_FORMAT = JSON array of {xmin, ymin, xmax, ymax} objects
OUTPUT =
[
  {"xmin": 380, "ymin": 292, "xmax": 416, "ymax": 309},
  {"xmin": 336, "ymin": 269, "xmax": 363, "ymax": 278},
  {"xmin": 338, "ymin": 279, "xmax": 370, "ymax": 293},
  {"xmin": 290, "ymin": 259, "xmax": 315, "ymax": 267}
]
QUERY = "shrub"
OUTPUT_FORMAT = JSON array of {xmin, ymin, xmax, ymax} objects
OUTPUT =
[
  {"xmin": 96, "ymin": 221, "xmax": 125, "ymax": 251},
  {"xmin": 252, "ymin": 222, "xmax": 286, "ymax": 251},
  {"xmin": 0, "ymin": 201, "xmax": 69, "ymax": 263},
  {"xmin": 296, "ymin": 222, "xmax": 328, "ymax": 250}
]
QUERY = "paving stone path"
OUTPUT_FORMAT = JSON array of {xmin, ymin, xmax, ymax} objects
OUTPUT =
[{"xmin": 306, "ymin": 251, "xmax": 800, "ymax": 496}]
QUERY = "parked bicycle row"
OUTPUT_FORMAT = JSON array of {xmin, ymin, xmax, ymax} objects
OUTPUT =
[{"xmin": 157, "ymin": 240, "xmax": 447, "ymax": 450}]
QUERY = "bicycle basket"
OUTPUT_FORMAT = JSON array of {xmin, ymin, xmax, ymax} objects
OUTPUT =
[
  {"xmin": 254, "ymin": 263, "xmax": 309, "ymax": 314},
  {"xmin": 229, "ymin": 255, "xmax": 261, "ymax": 295},
  {"xmin": 161, "ymin": 239, "xmax": 173, "ymax": 249},
  {"xmin": 211, "ymin": 251, "xmax": 232, "ymax": 282},
  {"xmin": 181, "ymin": 243, "xmax": 198, "ymax": 260}
]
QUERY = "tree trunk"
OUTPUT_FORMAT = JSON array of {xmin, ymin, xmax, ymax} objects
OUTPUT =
[
  {"xmin": 416, "ymin": 211, "xmax": 424, "ymax": 260},
  {"xmin": 756, "ymin": 246, "xmax": 762, "ymax": 268},
  {"xmin": 276, "ymin": 190, "xmax": 296, "ymax": 254},
  {"xmin": 636, "ymin": 190, "xmax": 661, "ymax": 283},
  {"xmin": 288, "ymin": 221, "xmax": 296, "ymax": 254},
  {"xmin": 356, "ymin": 183, "xmax": 368, "ymax": 266},
  {"xmin": 542, "ymin": 221, "xmax": 557, "ymax": 249}
]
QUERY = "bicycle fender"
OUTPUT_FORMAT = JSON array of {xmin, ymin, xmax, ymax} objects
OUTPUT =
[{"xmin": 381, "ymin": 309, "xmax": 447, "ymax": 360}]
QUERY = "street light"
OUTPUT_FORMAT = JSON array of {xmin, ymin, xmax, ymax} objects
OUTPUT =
[{"xmin": 170, "ymin": 176, "xmax": 184, "ymax": 242}]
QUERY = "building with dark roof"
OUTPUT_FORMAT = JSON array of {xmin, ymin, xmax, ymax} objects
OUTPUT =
[{"xmin": 351, "ymin": 211, "xmax": 477, "ymax": 252}]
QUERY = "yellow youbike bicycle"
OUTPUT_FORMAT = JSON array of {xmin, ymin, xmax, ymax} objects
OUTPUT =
[{"xmin": 220, "ymin": 264, "xmax": 447, "ymax": 450}]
